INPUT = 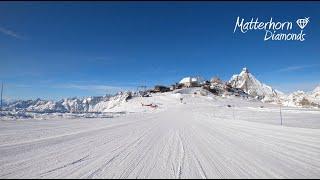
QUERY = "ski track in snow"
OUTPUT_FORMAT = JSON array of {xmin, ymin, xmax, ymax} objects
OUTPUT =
[{"xmin": 0, "ymin": 94, "xmax": 320, "ymax": 178}]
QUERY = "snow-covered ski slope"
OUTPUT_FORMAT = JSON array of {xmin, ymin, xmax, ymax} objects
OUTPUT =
[{"xmin": 0, "ymin": 90, "xmax": 320, "ymax": 178}]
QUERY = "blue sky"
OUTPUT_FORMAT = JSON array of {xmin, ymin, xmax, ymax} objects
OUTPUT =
[{"xmin": 0, "ymin": 2, "xmax": 319, "ymax": 100}]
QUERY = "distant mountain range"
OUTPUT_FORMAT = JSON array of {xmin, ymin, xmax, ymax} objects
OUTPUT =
[
  {"xmin": 3, "ymin": 92, "xmax": 132, "ymax": 113},
  {"xmin": 2, "ymin": 68, "xmax": 320, "ymax": 114}
]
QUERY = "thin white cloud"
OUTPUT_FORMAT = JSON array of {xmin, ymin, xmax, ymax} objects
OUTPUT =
[
  {"xmin": 0, "ymin": 26, "xmax": 25, "ymax": 40},
  {"xmin": 273, "ymin": 81, "xmax": 319, "ymax": 93},
  {"xmin": 276, "ymin": 64, "xmax": 319, "ymax": 73},
  {"xmin": 60, "ymin": 84, "xmax": 122, "ymax": 91},
  {"xmin": 53, "ymin": 84, "xmax": 134, "ymax": 94}
]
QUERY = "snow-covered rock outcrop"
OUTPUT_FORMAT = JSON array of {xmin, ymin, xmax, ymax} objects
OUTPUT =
[
  {"xmin": 91, "ymin": 91, "xmax": 132, "ymax": 112},
  {"xmin": 283, "ymin": 86, "xmax": 320, "ymax": 108},
  {"xmin": 312, "ymin": 85, "xmax": 320, "ymax": 98},
  {"xmin": 173, "ymin": 87, "xmax": 211, "ymax": 96}
]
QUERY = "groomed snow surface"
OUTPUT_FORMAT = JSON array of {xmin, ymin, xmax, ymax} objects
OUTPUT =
[{"xmin": 0, "ymin": 89, "xmax": 320, "ymax": 178}]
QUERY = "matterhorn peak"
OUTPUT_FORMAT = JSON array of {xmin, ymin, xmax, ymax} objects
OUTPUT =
[{"xmin": 229, "ymin": 67, "xmax": 283, "ymax": 102}]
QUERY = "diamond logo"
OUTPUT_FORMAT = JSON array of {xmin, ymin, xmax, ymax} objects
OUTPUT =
[{"xmin": 296, "ymin": 17, "xmax": 310, "ymax": 29}]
